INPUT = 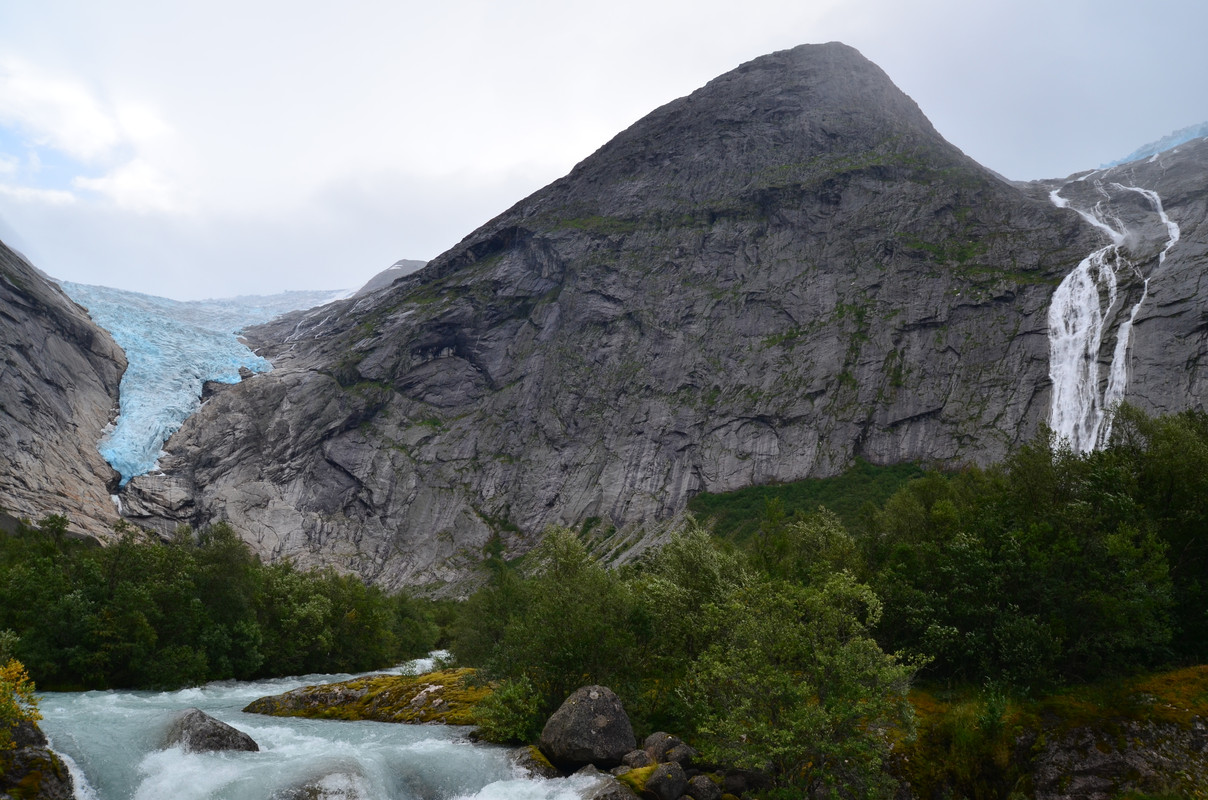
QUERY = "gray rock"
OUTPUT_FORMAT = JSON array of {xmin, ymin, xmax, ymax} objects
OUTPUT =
[
  {"xmin": 645, "ymin": 762, "xmax": 688, "ymax": 800},
  {"xmin": 539, "ymin": 686, "xmax": 636, "ymax": 769},
  {"xmin": 510, "ymin": 745, "xmax": 561, "ymax": 779},
  {"xmin": 664, "ymin": 742, "xmax": 698, "ymax": 768},
  {"xmin": 164, "ymin": 707, "xmax": 259, "ymax": 753},
  {"xmin": 1030, "ymin": 719, "xmax": 1208, "ymax": 799},
  {"xmin": 0, "ymin": 240, "xmax": 126, "ymax": 540},
  {"xmin": 685, "ymin": 775, "xmax": 722, "ymax": 800},
  {"xmin": 643, "ymin": 732, "xmax": 683, "ymax": 763},
  {"xmin": 622, "ymin": 748, "xmax": 655, "ymax": 768},
  {"xmin": 582, "ymin": 775, "xmax": 641, "ymax": 800}
]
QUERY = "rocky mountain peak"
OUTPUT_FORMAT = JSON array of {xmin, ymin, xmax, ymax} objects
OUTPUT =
[
  {"xmin": 114, "ymin": 43, "xmax": 1204, "ymax": 593},
  {"xmin": 525, "ymin": 42, "xmax": 955, "ymax": 217}
]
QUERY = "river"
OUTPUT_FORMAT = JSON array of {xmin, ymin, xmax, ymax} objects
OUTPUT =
[{"xmin": 36, "ymin": 656, "xmax": 596, "ymax": 800}]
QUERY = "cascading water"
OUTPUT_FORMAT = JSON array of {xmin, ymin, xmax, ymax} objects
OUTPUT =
[
  {"xmin": 1047, "ymin": 179, "xmax": 1180, "ymax": 451},
  {"xmin": 37, "ymin": 657, "xmax": 600, "ymax": 800}
]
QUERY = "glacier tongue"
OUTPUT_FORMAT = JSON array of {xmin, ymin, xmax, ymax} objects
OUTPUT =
[{"xmin": 59, "ymin": 283, "xmax": 345, "ymax": 485}]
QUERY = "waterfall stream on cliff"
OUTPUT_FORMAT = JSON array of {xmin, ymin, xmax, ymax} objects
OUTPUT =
[
  {"xmin": 1046, "ymin": 179, "xmax": 1179, "ymax": 452},
  {"xmin": 37, "ymin": 657, "xmax": 596, "ymax": 800}
]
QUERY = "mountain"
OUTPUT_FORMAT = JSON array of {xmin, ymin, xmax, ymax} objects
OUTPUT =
[
  {"xmin": 354, "ymin": 259, "xmax": 427, "ymax": 298},
  {"xmin": 0, "ymin": 240, "xmax": 127, "ymax": 538},
  {"xmin": 109, "ymin": 43, "xmax": 1204, "ymax": 590}
]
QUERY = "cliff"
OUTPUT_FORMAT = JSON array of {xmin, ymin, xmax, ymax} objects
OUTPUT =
[{"xmin": 0, "ymin": 240, "xmax": 126, "ymax": 540}]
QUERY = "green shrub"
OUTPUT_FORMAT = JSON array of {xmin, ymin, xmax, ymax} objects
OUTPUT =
[{"xmin": 472, "ymin": 676, "xmax": 545, "ymax": 744}]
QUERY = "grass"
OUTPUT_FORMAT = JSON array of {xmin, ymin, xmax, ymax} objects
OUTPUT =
[
  {"xmin": 687, "ymin": 459, "xmax": 925, "ymax": 540},
  {"xmin": 898, "ymin": 667, "xmax": 1208, "ymax": 800}
]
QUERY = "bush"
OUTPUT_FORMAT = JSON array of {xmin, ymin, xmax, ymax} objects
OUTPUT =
[
  {"xmin": 0, "ymin": 659, "xmax": 40, "ymax": 750},
  {"xmin": 472, "ymin": 676, "xmax": 545, "ymax": 744}
]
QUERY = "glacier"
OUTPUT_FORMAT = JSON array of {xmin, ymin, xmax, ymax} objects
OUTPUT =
[
  {"xmin": 59, "ymin": 283, "xmax": 348, "ymax": 485},
  {"xmin": 1103, "ymin": 121, "xmax": 1208, "ymax": 168}
]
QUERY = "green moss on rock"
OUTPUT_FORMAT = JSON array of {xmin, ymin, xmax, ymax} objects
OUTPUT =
[
  {"xmin": 617, "ymin": 764, "xmax": 658, "ymax": 794},
  {"xmin": 242, "ymin": 667, "xmax": 490, "ymax": 725}
]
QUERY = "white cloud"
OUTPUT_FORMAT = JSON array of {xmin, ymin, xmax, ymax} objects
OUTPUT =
[
  {"xmin": 0, "ymin": 183, "xmax": 76, "ymax": 206},
  {"xmin": 73, "ymin": 159, "xmax": 181, "ymax": 214},
  {"xmin": 0, "ymin": 56, "xmax": 125, "ymax": 162}
]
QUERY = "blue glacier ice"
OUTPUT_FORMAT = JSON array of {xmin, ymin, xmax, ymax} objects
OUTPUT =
[
  {"xmin": 1103, "ymin": 121, "xmax": 1208, "ymax": 167},
  {"xmin": 59, "ymin": 283, "xmax": 348, "ymax": 485}
]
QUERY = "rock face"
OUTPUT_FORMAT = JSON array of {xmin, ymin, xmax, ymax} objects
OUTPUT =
[
  {"xmin": 1029, "ymin": 719, "xmax": 1208, "ymax": 800},
  {"xmin": 0, "ymin": 240, "xmax": 126, "ymax": 540},
  {"xmin": 164, "ymin": 707, "xmax": 259, "ymax": 753},
  {"xmin": 117, "ymin": 42, "xmax": 1208, "ymax": 589},
  {"xmin": 539, "ymin": 686, "xmax": 636, "ymax": 769}
]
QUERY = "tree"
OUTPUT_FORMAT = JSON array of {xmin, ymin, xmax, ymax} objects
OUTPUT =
[{"xmin": 681, "ymin": 573, "xmax": 918, "ymax": 799}]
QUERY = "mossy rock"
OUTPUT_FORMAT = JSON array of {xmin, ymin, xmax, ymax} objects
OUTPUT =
[
  {"xmin": 242, "ymin": 667, "xmax": 490, "ymax": 725},
  {"xmin": 0, "ymin": 725, "xmax": 75, "ymax": 800},
  {"xmin": 617, "ymin": 764, "xmax": 658, "ymax": 794}
]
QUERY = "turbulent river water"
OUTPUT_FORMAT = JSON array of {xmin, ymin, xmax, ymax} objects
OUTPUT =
[{"xmin": 36, "ymin": 657, "xmax": 596, "ymax": 800}]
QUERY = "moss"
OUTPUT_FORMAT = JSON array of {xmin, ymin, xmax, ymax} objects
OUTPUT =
[
  {"xmin": 242, "ymin": 667, "xmax": 492, "ymax": 725},
  {"xmin": 520, "ymin": 745, "xmax": 556, "ymax": 774},
  {"xmin": 617, "ymin": 764, "xmax": 658, "ymax": 793}
]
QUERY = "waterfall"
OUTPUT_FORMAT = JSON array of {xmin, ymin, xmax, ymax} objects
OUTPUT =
[{"xmin": 1046, "ymin": 181, "xmax": 1179, "ymax": 451}]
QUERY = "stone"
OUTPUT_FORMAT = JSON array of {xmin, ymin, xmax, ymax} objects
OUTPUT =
[
  {"xmin": 539, "ymin": 686, "xmax": 636, "ymax": 769},
  {"xmin": 685, "ymin": 775, "xmax": 722, "ymax": 800},
  {"xmin": 510, "ymin": 744, "xmax": 561, "ymax": 779},
  {"xmin": 664, "ymin": 742, "xmax": 698, "ymax": 768},
  {"xmin": 622, "ymin": 748, "xmax": 655, "ymax": 768},
  {"xmin": 164, "ymin": 707, "xmax": 259, "ymax": 753},
  {"xmin": 0, "ymin": 720, "xmax": 76, "ymax": 800},
  {"xmin": 644, "ymin": 762, "xmax": 688, "ymax": 800},
  {"xmin": 583, "ymin": 775, "xmax": 642, "ymax": 800},
  {"xmin": 643, "ymin": 732, "xmax": 683, "ymax": 762}
]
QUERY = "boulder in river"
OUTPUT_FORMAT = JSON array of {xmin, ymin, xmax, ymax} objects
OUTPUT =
[{"xmin": 164, "ymin": 707, "xmax": 259, "ymax": 753}]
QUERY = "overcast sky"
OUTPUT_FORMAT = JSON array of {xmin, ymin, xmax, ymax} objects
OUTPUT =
[{"xmin": 1, "ymin": 0, "xmax": 1205, "ymax": 300}]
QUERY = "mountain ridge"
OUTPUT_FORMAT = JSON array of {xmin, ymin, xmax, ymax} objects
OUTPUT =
[{"xmin": 115, "ymin": 43, "xmax": 1115, "ymax": 589}]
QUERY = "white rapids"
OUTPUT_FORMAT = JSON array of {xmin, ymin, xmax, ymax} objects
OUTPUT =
[
  {"xmin": 1046, "ymin": 180, "xmax": 1179, "ymax": 452},
  {"xmin": 36, "ymin": 657, "xmax": 602, "ymax": 800}
]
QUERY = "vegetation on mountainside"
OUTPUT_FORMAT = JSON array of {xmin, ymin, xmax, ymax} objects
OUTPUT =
[
  {"xmin": 0, "ymin": 521, "xmax": 437, "ymax": 690},
  {"xmin": 687, "ymin": 458, "xmax": 923, "ymax": 537},
  {"xmin": 446, "ymin": 405, "xmax": 1208, "ymax": 799}
]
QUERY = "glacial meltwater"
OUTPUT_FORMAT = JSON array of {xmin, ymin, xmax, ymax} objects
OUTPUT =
[{"xmin": 36, "ymin": 658, "xmax": 597, "ymax": 800}]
